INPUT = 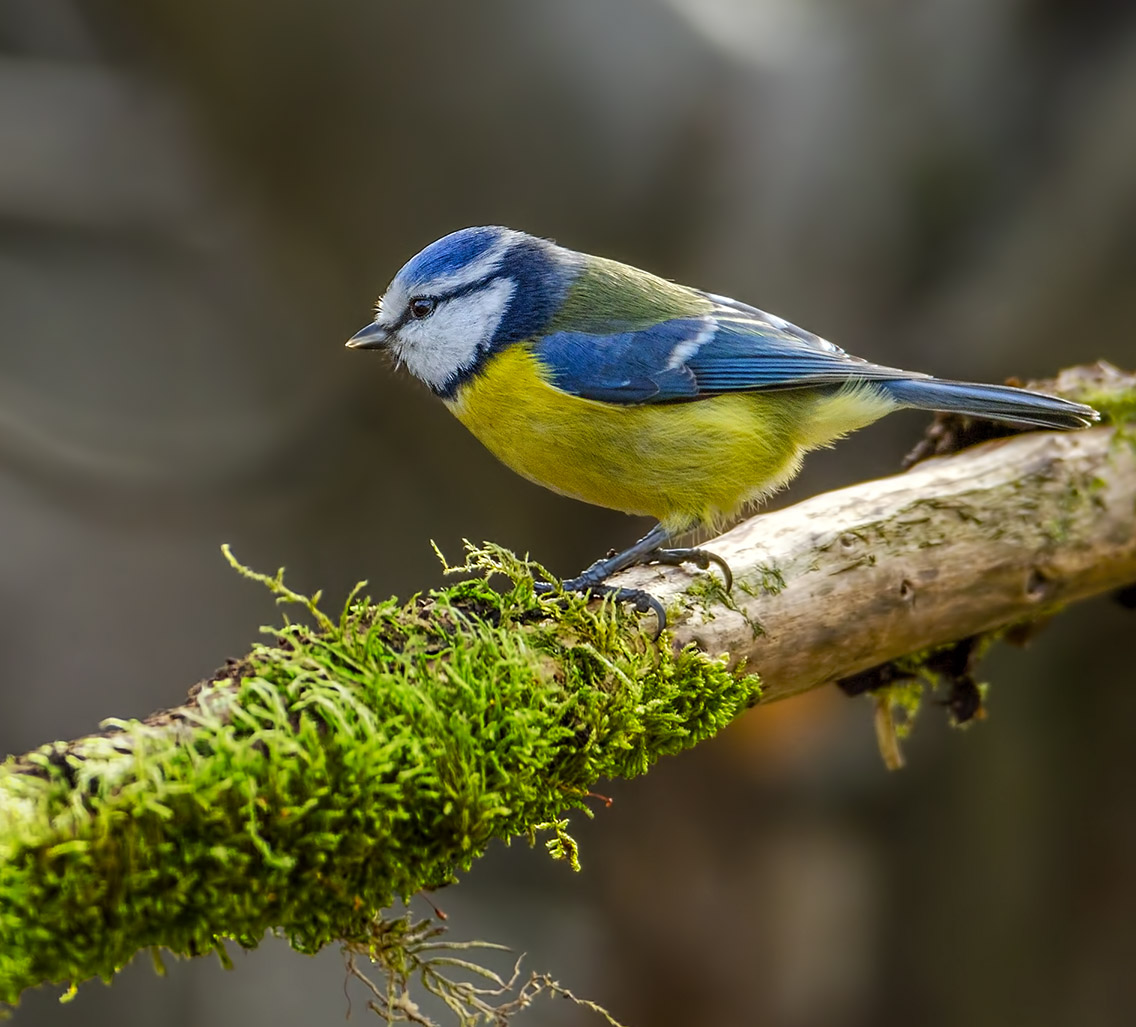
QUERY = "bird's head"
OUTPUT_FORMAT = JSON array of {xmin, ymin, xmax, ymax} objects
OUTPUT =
[{"xmin": 347, "ymin": 226, "xmax": 572, "ymax": 396}]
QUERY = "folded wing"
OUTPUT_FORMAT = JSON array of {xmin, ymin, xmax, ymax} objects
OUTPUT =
[{"xmin": 533, "ymin": 299, "xmax": 920, "ymax": 404}]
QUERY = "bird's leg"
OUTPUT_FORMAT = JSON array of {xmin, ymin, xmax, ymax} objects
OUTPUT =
[
  {"xmin": 563, "ymin": 523, "xmax": 674, "ymax": 590},
  {"xmin": 533, "ymin": 524, "xmax": 672, "ymax": 628},
  {"xmin": 566, "ymin": 523, "xmax": 733, "ymax": 591},
  {"xmin": 533, "ymin": 523, "xmax": 732, "ymax": 633}
]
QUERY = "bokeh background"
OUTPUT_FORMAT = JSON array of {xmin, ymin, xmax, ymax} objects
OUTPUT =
[{"xmin": 3, "ymin": 1, "xmax": 1135, "ymax": 1024}]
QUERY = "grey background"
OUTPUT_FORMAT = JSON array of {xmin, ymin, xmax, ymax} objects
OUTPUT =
[{"xmin": 2, "ymin": 1, "xmax": 1134, "ymax": 1025}]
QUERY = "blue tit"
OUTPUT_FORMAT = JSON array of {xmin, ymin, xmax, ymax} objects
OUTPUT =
[{"xmin": 347, "ymin": 226, "xmax": 1097, "ymax": 617}]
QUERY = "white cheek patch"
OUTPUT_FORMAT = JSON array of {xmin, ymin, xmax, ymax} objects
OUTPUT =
[{"xmin": 394, "ymin": 277, "xmax": 516, "ymax": 391}]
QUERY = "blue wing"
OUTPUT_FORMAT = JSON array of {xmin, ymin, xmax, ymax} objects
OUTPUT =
[{"xmin": 532, "ymin": 299, "xmax": 919, "ymax": 404}]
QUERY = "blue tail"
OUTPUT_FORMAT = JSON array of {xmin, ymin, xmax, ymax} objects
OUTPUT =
[{"xmin": 881, "ymin": 378, "xmax": 1098, "ymax": 431}]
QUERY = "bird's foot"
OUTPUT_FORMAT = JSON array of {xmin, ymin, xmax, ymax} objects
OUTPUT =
[
  {"xmin": 642, "ymin": 547, "xmax": 733, "ymax": 591},
  {"xmin": 530, "ymin": 524, "xmax": 732, "ymax": 636},
  {"xmin": 533, "ymin": 580, "xmax": 667, "ymax": 636}
]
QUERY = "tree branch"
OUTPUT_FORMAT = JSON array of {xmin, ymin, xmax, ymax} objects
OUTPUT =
[
  {"xmin": 629, "ymin": 362, "xmax": 1136, "ymax": 703},
  {"xmin": 1, "ymin": 362, "xmax": 1132, "ymax": 1010}
]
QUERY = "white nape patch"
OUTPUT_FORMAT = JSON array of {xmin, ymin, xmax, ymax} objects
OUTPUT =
[
  {"xmin": 666, "ymin": 318, "xmax": 716, "ymax": 370},
  {"xmin": 392, "ymin": 277, "xmax": 516, "ymax": 391}
]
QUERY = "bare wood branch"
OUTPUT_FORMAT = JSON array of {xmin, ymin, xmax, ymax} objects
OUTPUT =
[{"xmin": 618, "ymin": 369, "xmax": 1136, "ymax": 703}]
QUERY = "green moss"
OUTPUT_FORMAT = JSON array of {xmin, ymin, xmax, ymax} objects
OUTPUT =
[
  {"xmin": 684, "ymin": 574, "xmax": 765, "ymax": 639},
  {"xmin": 737, "ymin": 564, "xmax": 786, "ymax": 599},
  {"xmin": 876, "ymin": 676, "xmax": 926, "ymax": 741},
  {"xmin": 1079, "ymin": 386, "xmax": 1136, "ymax": 429},
  {"xmin": 1057, "ymin": 365, "xmax": 1136, "ymax": 454},
  {"xmin": 0, "ymin": 544, "xmax": 760, "ymax": 1009},
  {"xmin": 862, "ymin": 634, "xmax": 998, "ymax": 766},
  {"xmin": 344, "ymin": 912, "xmax": 626, "ymax": 1025}
]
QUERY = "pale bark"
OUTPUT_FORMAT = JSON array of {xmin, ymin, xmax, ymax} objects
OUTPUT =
[{"xmin": 618, "ymin": 394, "xmax": 1135, "ymax": 702}]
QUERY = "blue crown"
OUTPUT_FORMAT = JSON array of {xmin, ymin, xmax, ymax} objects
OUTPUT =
[{"xmin": 395, "ymin": 226, "xmax": 511, "ymax": 295}]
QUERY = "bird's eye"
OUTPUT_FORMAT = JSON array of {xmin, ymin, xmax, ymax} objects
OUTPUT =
[{"xmin": 409, "ymin": 297, "xmax": 436, "ymax": 320}]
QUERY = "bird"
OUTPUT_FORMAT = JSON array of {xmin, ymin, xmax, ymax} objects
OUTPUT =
[{"xmin": 346, "ymin": 226, "xmax": 1098, "ymax": 623}]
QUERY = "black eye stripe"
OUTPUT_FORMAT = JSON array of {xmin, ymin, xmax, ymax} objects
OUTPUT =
[
  {"xmin": 391, "ymin": 274, "xmax": 507, "ymax": 332},
  {"xmin": 442, "ymin": 277, "xmax": 496, "ymax": 302}
]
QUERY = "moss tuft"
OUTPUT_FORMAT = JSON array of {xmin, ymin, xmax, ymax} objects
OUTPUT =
[
  {"xmin": 1079, "ymin": 386, "xmax": 1136, "ymax": 429},
  {"xmin": 685, "ymin": 571, "xmax": 767, "ymax": 639},
  {"xmin": 737, "ymin": 564, "xmax": 786, "ymax": 599},
  {"xmin": 0, "ymin": 543, "xmax": 760, "ymax": 1008},
  {"xmin": 1048, "ymin": 361, "xmax": 1136, "ymax": 453}
]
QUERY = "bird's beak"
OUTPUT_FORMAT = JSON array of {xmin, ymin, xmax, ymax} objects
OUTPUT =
[{"xmin": 345, "ymin": 321, "xmax": 389, "ymax": 349}]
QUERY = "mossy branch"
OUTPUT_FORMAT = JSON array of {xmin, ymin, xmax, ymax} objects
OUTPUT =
[
  {"xmin": 1, "ymin": 362, "xmax": 1133, "ymax": 1013},
  {"xmin": 0, "ymin": 544, "xmax": 759, "ymax": 1013}
]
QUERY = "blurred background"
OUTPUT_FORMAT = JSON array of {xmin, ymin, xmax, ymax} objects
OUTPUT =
[{"xmin": 2, "ymin": 1, "xmax": 1134, "ymax": 1024}]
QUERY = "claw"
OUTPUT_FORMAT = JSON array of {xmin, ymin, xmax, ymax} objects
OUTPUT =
[
  {"xmin": 646, "ymin": 547, "xmax": 734, "ymax": 591},
  {"xmin": 606, "ymin": 586, "xmax": 667, "ymax": 636},
  {"xmin": 709, "ymin": 551, "xmax": 733, "ymax": 591}
]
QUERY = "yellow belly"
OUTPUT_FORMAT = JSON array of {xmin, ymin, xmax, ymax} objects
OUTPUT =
[{"xmin": 446, "ymin": 346, "xmax": 895, "ymax": 531}]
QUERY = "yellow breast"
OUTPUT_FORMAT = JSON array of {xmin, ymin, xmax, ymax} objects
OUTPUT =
[{"xmin": 445, "ymin": 345, "xmax": 894, "ymax": 531}]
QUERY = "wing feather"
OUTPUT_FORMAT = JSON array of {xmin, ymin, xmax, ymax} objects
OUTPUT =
[{"xmin": 532, "ymin": 296, "xmax": 922, "ymax": 404}]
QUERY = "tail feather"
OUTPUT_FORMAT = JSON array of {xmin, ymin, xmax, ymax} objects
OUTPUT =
[{"xmin": 881, "ymin": 378, "xmax": 1099, "ymax": 431}]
